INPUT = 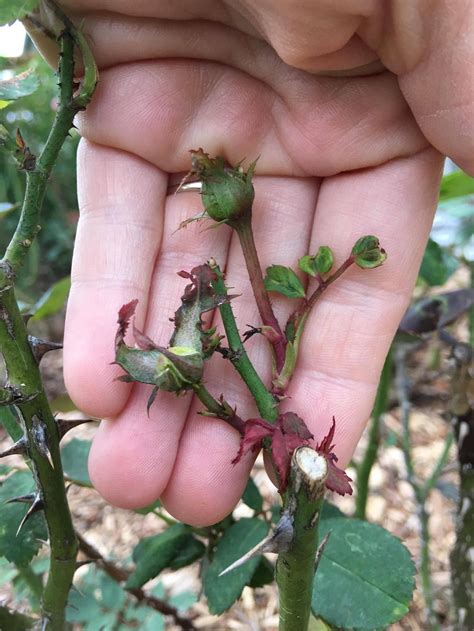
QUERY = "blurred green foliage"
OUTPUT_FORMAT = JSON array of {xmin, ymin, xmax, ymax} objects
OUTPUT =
[{"xmin": 0, "ymin": 39, "xmax": 78, "ymax": 298}]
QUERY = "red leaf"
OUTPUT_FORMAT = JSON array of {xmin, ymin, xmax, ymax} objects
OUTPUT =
[
  {"xmin": 326, "ymin": 454, "xmax": 353, "ymax": 496},
  {"xmin": 280, "ymin": 412, "xmax": 314, "ymax": 440},
  {"xmin": 271, "ymin": 427, "xmax": 292, "ymax": 490},
  {"xmin": 116, "ymin": 299, "xmax": 138, "ymax": 350},
  {"xmin": 316, "ymin": 417, "xmax": 336, "ymax": 455},
  {"xmin": 231, "ymin": 418, "xmax": 273, "ymax": 465},
  {"xmin": 316, "ymin": 418, "xmax": 353, "ymax": 496}
]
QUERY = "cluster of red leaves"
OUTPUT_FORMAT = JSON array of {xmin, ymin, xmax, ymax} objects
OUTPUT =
[{"xmin": 232, "ymin": 414, "xmax": 352, "ymax": 495}]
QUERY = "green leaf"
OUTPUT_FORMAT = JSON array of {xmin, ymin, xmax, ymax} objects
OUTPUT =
[
  {"xmin": 320, "ymin": 502, "xmax": 345, "ymax": 520},
  {"xmin": 299, "ymin": 247, "xmax": 334, "ymax": 277},
  {"xmin": 66, "ymin": 589, "xmax": 104, "ymax": 624},
  {"xmin": 169, "ymin": 590, "xmax": 199, "ymax": 612},
  {"xmin": 99, "ymin": 572, "xmax": 126, "ymax": 610},
  {"xmin": 298, "ymin": 255, "xmax": 317, "ymax": 277},
  {"xmin": 12, "ymin": 567, "xmax": 43, "ymax": 613},
  {"xmin": 247, "ymin": 557, "xmax": 274, "ymax": 588},
  {"xmin": 242, "ymin": 477, "xmax": 263, "ymax": 512},
  {"xmin": 264, "ymin": 265, "xmax": 305, "ymax": 298},
  {"xmin": 439, "ymin": 171, "xmax": 474, "ymax": 201},
  {"xmin": 0, "ymin": 471, "xmax": 47, "ymax": 566},
  {"xmin": 419, "ymin": 239, "xmax": 459, "ymax": 286},
  {"xmin": 312, "ymin": 517, "xmax": 415, "ymax": 629},
  {"xmin": 60, "ymin": 439, "xmax": 92, "ymax": 487},
  {"xmin": 203, "ymin": 517, "xmax": 269, "ymax": 614},
  {"xmin": 0, "ymin": 69, "xmax": 39, "ymax": 105},
  {"xmin": 168, "ymin": 535, "xmax": 205, "ymax": 569},
  {"xmin": 0, "ymin": 557, "xmax": 19, "ymax": 587},
  {"xmin": 31, "ymin": 276, "xmax": 71, "ymax": 320},
  {"xmin": 0, "ymin": 0, "xmax": 38, "ymax": 26},
  {"xmin": 0, "ymin": 605, "xmax": 34, "ymax": 630},
  {"xmin": 314, "ymin": 246, "xmax": 334, "ymax": 274},
  {"xmin": 352, "ymin": 235, "xmax": 387, "ymax": 269},
  {"xmin": 67, "ymin": 566, "xmax": 119, "ymax": 627},
  {"xmin": 0, "ymin": 405, "xmax": 23, "ymax": 441},
  {"xmin": 141, "ymin": 612, "xmax": 166, "ymax": 631},
  {"xmin": 126, "ymin": 524, "xmax": 190, "ymax": 588}
]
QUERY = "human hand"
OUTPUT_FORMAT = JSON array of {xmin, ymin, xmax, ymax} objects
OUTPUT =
[{"xmin": 41, "ymin": 1, "xmax": 472, "ymax": 525}]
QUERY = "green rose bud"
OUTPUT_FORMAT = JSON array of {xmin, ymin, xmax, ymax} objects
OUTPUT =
[{"xmin": 190, "ymin": 149, "xmax": 256, "ymax": 224}]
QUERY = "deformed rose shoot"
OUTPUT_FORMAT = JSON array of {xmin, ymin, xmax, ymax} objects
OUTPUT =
[{"xmin": 113, "ymin": 149, "xmax": 387, "ymax": 630}]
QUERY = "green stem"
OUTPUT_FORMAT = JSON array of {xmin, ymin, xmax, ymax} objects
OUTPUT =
[
  {"xmin": 0, "ymin": 14, "xmax": 97, "ymax": 629},
  {"xmin": 210, "ymin": 262, "xmax": 278, "ymax": 422},
  {"xmin": 152, "ymin": 509, "xmax": 178, "ymax": 527},
  {"xmin": 355, "ymin": 349, "xmax": 393, "ymax": 520},
  {"xmin": 395, "ymin": 346, "xmax": 440, "ymax": 630},
  {"xmin": 3, "ymin": 36, "xmax": 72, "ymax": 274},
  {"xmin": 0, "ymin": 286, "xmax": 77, "ymax": 630},
  {"xmin": 276, "ymin": 448, "xmax": 328, "ymax": 631},
  {"xmin": 418, "ymin": 503, "xmax": 439, "ymax": 630},
  {"xmin": 231, "ymin": 216, "xmax": 286, "ymax": 372},
  {"xmin": 423, "ymin": 431, "xmax": 453, "ymax": 497}
]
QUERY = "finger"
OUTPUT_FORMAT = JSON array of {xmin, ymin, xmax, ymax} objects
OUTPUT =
[
  {"xmin": 284, "ymin": 148, "xmax": 444, "ymax": 466},
  {"xmin": 64, "ymin": 140, "xmax": 166, "ymax": 417},
  {"xmin": 87, "ymin": 187, "xmax": 233, "ymax": 509},
  {"xmin": 160, "ymin": 176, "xmax": 320, "ymax": 525},
  {"xmin": 75, "ymin": 59, "xmax": 426, "ymax": 178},
  {"xmin": 356, "ymin": 1, "xmax": 474, "ymax": 175},
  {"xmin": 63, "ymin": 11, "xmax": 375, "ymax": 77}
]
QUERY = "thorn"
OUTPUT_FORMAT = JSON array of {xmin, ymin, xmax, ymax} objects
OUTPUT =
[
  {"xmin": 147, "ymin": 386, "xmax": 159, "ymax": 415},
  {"xmin": 23, "ymin": 313, "xmax": 33, "ymax": 325},
  {"xmin": 31, "ymin": 415, "xmax": 54, "ymax": 469},
  {"xmin": 5, "ymin": 493, "xmax": 36, "ymax": 505},
  {"xmin": 0, "ymin": 436, "xmax": 28, "ymax": 458},
  {"xmin": 56, "ymin": 418, "xmax": 95, "ymax": 440},
  {"xmin": 172, "ymin": 179, "xmax": 203, "ymax": 196},
  {"xmin": 242, "ymin": 325, "xmax": 261, "ymax": 343},
  {"xmin": 28, "ymin": 336, "xmax": 63, "ymax": 363},
  {"xmin": 7, "ymin": 493, "xmax": 44, "ymax": 536},
  {"xmin": 219, "ymin": 511, "xmax": 294, "ymax": 576},
  {"xmin": 314, "ymin": 531, "xmax": 331, "ymax": 572},
  {"xmin": 0, "ymin": 385, "xmax": 23, "ymax": 406}
]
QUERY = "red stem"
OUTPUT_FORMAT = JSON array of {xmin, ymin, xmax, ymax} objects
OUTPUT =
[
  {"xmin": 232, "ymin": 217, "xmax": 286, "ymax": 371},
  {"xmin": 305, "ymin": 256, "xmax": 354, "ymax": 312}
]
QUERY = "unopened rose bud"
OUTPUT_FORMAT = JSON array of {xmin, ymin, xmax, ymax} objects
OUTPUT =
[{"xmin": 190, "ymin": 149, "xmax": 256, "ymax": 224}]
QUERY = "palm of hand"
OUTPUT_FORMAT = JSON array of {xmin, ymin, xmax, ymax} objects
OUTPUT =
[{"xmin": 62, "ymin": 16, "xmax": 442, "ymax": 526}]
